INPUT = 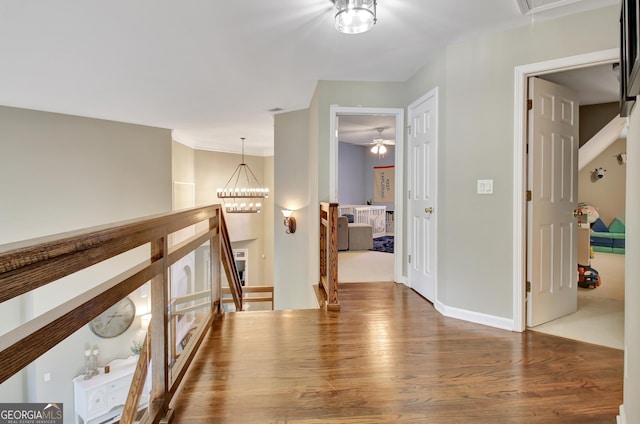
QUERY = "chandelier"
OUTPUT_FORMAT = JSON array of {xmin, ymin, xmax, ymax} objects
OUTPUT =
[
  {"xmin": 216, "ymin": 138, "xmax": 269, "ymax": 213},
  {"xmin": 334, "ymin": 0, "xmax": 377, "ymax": 35}
]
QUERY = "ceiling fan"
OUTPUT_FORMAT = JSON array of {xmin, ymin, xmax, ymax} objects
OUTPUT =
[{"xmin": 369, "ymin": 127, "xmax": 395, "ymax": 156}]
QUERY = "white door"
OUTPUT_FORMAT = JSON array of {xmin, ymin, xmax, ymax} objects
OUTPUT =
[
  {"xmin": 409, "ymin": 89, "xmax": 438, "ymax": 302},
  {"xmin": 527, "ymin": 77, "xmax": 579, "ymax": 327}
]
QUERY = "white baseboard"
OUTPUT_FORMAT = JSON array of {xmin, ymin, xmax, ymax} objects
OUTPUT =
[
  {"xmin": 435, "ymin": 300, "xmax": 515, "ymax": 331},
  {"xmin": 617, "ymin": 404, "xmax": 627, "ymax": 424}
]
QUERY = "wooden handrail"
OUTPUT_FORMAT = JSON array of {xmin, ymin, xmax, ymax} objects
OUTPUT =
[
  {"xmin": 222, "ymin": 285, "xmax": 274, "ymax": 309},
  {"xmin": 0, "ymin": 204, "xmax": 245, "ymax": 424},
  {"xmin": 319, "ymin": 202, "xmax": 340, "ymax": 310},
  {"xmin": 120, "ymin": 325, "xmax": 151, "ymax": 424},
  {"xmin": 218, "ymin": 212, "xmax": 244, "ymax": 311}
]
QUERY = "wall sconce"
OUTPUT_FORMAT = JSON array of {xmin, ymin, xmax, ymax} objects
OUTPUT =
[{"xmin": 282, "ymin": 210, "xmax": 296, "ymax": 234}]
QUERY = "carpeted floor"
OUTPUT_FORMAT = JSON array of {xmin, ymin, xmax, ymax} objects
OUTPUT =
[
  {"xmin": 339, "ymin": 250, "xmax": 394, "ymax": 282},
  {"xmin": 371, "ymin": 236, "xmax": 394, "ymax": 254},
  {"xmin": 531, "ymin": 252, "xmax": 624, "ymax": 349}
]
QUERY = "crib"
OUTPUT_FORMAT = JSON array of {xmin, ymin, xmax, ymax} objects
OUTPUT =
[{"xmin": 338, "ymin": 205, "xmax": 387, "ymax": 238}]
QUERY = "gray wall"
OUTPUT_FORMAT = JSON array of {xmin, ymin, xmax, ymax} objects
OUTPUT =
[
  {"xmin": 0, "ymin": 106, "xmax": 172, "ymax": 422},
  {"xmin": 405, "ymin": 5, "xmax": 619, "ymax": 316},
  {"xmin": 338, "ymin": 141, "xmax": 396, "ymax": 209},
  {"xmin": 274, "ymin": 5, "xmax": 621, "ymax": 317},
  {"xmin": 338, "ymin": 142, "xmax": 367, "ymax": 205},
  {"xmin": 580, "ymin": 102, "xmax": 620, "ymax": 146},
  {"xmin": 274, "ymin": 1, "xmax": 629, "ymax": 392},
  {"xmin": 624, "ymin": 99, "xmax": 640, "ymax": 423},
  {"xmin": 274, "ymin": 109, "xmax": 316, "ymax": 309}
]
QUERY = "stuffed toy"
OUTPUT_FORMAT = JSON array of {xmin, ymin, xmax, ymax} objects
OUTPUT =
[
  {"xmin": 578, "ymin": 203, "xmax": 599, "ymax": 224},
  {"xmin": 578, "ymin": 203, "xmax": 599, "ymax": 259}
]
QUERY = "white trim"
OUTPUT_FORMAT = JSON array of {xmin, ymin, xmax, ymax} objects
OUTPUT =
[
  {"xmin": 329, "ymin": 106, "xmax": 404, "ymax": 284},
  {"xmin": 617, "ymin": 404, "xmax": 627, "ymax": 424},
  {"xmin": 578, "ymin": 115, "xmax": 627, "ymax": 171},
  {"xmin": 512, "ymin": 48, "xmax": 618, "ymax": 332},
  {"xmin": 435, "ymin": 300, "xmax": 515, "ymax": 331},
  {"xmin": 407, "ymin": 87, "xmax": 439, "ymax": 304}
]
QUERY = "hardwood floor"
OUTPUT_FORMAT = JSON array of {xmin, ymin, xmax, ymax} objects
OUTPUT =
[{"xmin": 171, "ymin": 282, "xmax": 623, "ymax": 423}]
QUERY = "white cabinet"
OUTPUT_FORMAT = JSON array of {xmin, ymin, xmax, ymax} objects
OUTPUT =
[{"xmin": 73, "ymin": 356, "xmax": 147, "ymax": 424}]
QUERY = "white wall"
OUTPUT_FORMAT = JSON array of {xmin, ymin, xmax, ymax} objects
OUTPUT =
[
  {"xmin": 0, "ymin": 106, "xmax": 172, "ymax": 422},
  {"xmin": 622, "ymin": 103, "xmax": 640, "ymax": 423}
]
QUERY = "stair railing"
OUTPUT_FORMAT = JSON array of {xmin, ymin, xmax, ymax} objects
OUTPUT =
[
  {"xmin": 319, "ymin": 202, "xmax": 340, "ymax": 310},
  {"xmin": 0, "ymin": 204, "xmax": 244, "ymax": 423}
]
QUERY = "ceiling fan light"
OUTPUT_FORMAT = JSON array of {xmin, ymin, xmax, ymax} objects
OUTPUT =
[
  {"xmin": 334, "ymin": 0, "xmax": 377, "ymax": 35},
  {"xmin": 370, "ymin": 143, "xmax": 386, "ymax": 155}
]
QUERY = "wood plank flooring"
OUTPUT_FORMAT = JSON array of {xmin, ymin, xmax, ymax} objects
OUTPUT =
[{"xmin": 171, "ymin": 282, "xmax": 623, "ymax": 423}]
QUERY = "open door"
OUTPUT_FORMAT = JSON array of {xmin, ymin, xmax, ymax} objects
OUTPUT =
[
  {"xmin": 408, "ymin": 89, "xmax": 438, "ymax": 302},
  {"xmin": 527, "ymin": 77, "xmax": 580, "ymax": 327}
]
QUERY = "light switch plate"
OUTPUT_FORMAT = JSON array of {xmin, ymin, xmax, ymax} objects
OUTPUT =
[{"xmin": 477, "ymin": 179, "xmax": 494, "ymax": 195}]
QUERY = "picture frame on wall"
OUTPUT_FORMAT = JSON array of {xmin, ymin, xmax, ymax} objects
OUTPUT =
[{"xmin": 621, "ymin": 0, "xmax": 637, "ymax": 117}]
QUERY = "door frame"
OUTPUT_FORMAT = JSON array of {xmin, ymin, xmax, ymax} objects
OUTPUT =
[
  {"xmin": 512, "ymin": 48, "xmax": 618, "ymax": 332},
  {"xmin": 329, "ymin": 106, "xmax": 404, "ymax": 284}
]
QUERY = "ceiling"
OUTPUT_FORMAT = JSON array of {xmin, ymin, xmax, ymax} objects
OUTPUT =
[
  {"xmin": 338, "ymin": 115, "xmax": 397, "ymax": 146},
  {"xmin": 0, "ymin": 0, "xmax": 619, "ymax": 156},
  {"xmin": 541, "ymin": 63, "xmax": 620, "ymax": 105}
]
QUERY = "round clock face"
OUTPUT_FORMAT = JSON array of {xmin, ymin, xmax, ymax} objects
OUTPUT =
[{"xmin": 89, "ymin": 297, "xmax": 136, "ymax": 338}]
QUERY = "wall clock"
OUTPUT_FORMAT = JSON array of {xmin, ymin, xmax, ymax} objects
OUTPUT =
[{"xmin": 89, "ymin": 297, "xmax": 136, "ymax": 338}]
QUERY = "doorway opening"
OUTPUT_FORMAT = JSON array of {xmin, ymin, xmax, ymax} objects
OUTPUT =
[
  {"xmin": 514, "ymin": 49, "xmax": 625, "ymax": 349},
  {"xmin": 329, "ymin": 107, "xmax": 404, "ymax": 284}
]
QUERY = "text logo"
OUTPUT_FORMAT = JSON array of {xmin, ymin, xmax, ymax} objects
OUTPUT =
[{"xmin": 0, "ymin": 403, "xmax": 63, "ymax": 424}]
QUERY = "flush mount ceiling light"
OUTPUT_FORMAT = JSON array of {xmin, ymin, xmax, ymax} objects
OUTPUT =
[
  {"xmin": 334, "ymin": 0, "xmax": 377, "ymax": 35},
  {"xmin": 216, "ymin": 137, "xmax": 269, "ymax": 213}
]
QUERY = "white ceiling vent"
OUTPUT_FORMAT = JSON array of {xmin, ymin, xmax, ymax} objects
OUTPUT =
[{"xmin": 515, "ymin": 0, "xmax": 583, "ymax": 14}]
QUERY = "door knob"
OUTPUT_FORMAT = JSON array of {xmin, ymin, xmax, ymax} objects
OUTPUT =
[{"xmin": 425, "ymin": 207, "xmax": 433, "ymax": 214}]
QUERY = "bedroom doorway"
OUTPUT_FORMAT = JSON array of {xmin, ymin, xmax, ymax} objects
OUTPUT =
[
  {"xmin": 514, "ymin": 49, "xmax": 625, "ymax": 349},
  {"xmin": 329, "ymin": 106, "xmax": 404, "ymax": 284}
]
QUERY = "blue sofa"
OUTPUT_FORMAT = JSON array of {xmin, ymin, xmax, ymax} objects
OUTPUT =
[{"xmin": 590, "ymin": 217, "xmax": 625, "ymax": 254}]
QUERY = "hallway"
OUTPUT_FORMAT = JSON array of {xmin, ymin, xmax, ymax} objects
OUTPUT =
[{"xmin": 172, "ymin": 282, "xmax": 623, "ymax": 423}]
